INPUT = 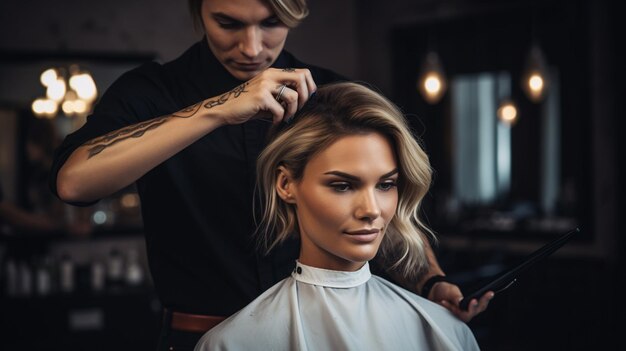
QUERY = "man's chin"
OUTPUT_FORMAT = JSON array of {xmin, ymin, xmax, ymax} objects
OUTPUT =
[{"xmin": 226, "ymin": 66, "xmax": 264, "ymax": 82}]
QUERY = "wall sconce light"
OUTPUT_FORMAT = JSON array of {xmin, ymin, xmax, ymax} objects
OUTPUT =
[
  {"xmin": 521, "ymin": 45, "xmax": 549, "ymax": 103},
  {"xmin": 497, "ymin": 99, "xmax": 519, "ymax": 126},
  {"xmin": 417, "ymin": 51, "xmax": 448, "ymax": 104},
  {"xmin": 32, "ymin": 65, "xmax": 98, "ymax": 119}
]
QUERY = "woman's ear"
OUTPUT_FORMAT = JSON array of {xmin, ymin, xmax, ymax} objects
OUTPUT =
[{"xmin": 276, "ymin": 166, "xmax": 297, "ymax": 204}]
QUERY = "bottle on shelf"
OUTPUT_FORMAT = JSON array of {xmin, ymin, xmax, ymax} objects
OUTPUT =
[
  {"xmin": 125, "ymin": 248, "xmax": 144, "ymax": 288},
  {"xmin": 106, "ymin": 247, "xmax": 124, "ymax": 292},
  {"xmin": 5, "ymin": 259, "xmax": 18, "ymax": 297},
  {"xmin": 18, "ymin": 261, "xmax": 33, "ymax": 297},
  {"xmin": 59, "ymin": 253, "xmax": 75, "ymax": 294},
  {"xmin": 35, "ymin": 255, "xmax": 54, "ymax": 296},
  {"xmin": 91, "ymin": 258, "xmax": 106, "ymax": 293}
]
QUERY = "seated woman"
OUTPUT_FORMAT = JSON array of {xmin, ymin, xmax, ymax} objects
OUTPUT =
[{"xmin": 195, "ymin": 82, "xmax": 479, "ymax": 350}]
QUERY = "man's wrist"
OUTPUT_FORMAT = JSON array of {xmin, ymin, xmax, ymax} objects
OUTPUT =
[{"xmin": 420, "ymin": 275, "xmax": 448, "ymax": 299}]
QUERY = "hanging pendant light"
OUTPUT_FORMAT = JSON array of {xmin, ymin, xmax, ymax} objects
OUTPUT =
[
  {"xmin": 32, "ymin": 65, "xmax": 98, "ymax": 119},
  {"xmin": 497, "ymin": 99, "xmax": 519, "ymax": 126},
  {"xmin": 417, "ymin": 51, "xmax": 448, "ymax": 104},
  {"xmin": 521, "ymin": 44, "xmax": 549, "ymax": 103}
]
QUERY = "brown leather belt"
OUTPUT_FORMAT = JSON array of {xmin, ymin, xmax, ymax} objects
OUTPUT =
[{"xmin": 168, "ymin": 309, "xmax": 226, "ymax": 333}]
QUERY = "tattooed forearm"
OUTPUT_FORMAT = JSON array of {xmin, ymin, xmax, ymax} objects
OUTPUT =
[
  {"xmin": 86, "ymin": 117, "xmax": 168, "ymax": 158},
  {"xmin": 83, "ymin": 85, "xmax": 248, "ymax": 159},
  {"xmin": 172, "ymin": 102, "xmax": 202, "ymax": 118},
  {"xmin": 84, "ymin": 99, "xmax": 211, "ymax": 158},
  {"xmin": 83, "ymin": 117, "xmax": 169, "ymax": 147},
  {"xmin": 204, "ymin": 82, "xmax": 249, "ymax": 109},
  {"xmin": 83, "ymin": 102, "xmax": 201, "ymax": 150}
]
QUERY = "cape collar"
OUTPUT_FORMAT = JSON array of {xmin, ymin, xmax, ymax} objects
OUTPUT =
[{"xmin": 291, "ymin": 260, "xmax": 371, "ymax": 288}]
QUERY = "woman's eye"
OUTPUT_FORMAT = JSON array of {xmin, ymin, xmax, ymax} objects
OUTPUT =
[
  {"xmin": 378, "ymin": 181, "xmax": 397, "ymax": 191},
  {"xmin": 330, "ymin": 183, "xmax": 351, "ymax": 192}
]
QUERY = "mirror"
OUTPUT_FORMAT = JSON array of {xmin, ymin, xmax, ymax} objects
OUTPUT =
[{"xmin": 391, "ymin": 2, "xmax": 589, "ymax": 239}]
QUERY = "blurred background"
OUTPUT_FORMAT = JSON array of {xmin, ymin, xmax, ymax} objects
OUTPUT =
[{"xmin": 0, "ymin": 0, "xmax": 622, "ymax": 350}]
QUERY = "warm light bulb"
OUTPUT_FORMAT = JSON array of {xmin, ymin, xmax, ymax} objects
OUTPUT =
[
  {"xmin": 46, "ymin": 78, "xmax": 66, "ymax": 101},
  {"xmin": 62, "ymin": 100, "xmax": 75, "ymax": 115},
  {"xmin": 40, "ymin": 68, "xmax": 58, "ymax": 87},
  {"xmin": 120, "ymin": 193, "xmax": 140, "ymax": 208},
  {"xmin": 32, "ymin": 98, "xmax": 58, "ymax": 117},
  {"xmin": 522, "ymin": 45, "xmax": 549, "ymax": 103},
  {"xmin": 417, "ymin": 51, "xmax": 447, "ymax": 104},
  {"xmin": 497, "ymin": 100, "xmax": 518, "ymax": 126},
  {"xmin": 528, "ymin": 74, "xmax": 544, "ymax": 92},
  {"xmin": 62, "ymin": 90, "xmax": 84, "ymax": 116},
  {"xmin": 74, "ymin": 99, "xmax": 87, "ymax": 113},
  {"xmin": 424, "ymin": 74, "xmax": 442, "ymax": 94},
  {"xmin": 32, "ymin": 98, "xmax": 47, "ymax": 115},
  {"xmin": 70, "ymin": 73, "xmax": 98, "ymax": 100},
  {"xmin": 34, "ymin": 65, "xmax": 97, "ymax": 119},
  {"xmin": 46, "ymin": 100, "xmax": 58, "ymax": 115}
]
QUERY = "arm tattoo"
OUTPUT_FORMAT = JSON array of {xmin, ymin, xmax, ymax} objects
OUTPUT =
[
  {"xmin": 204, "ymin": 82, "xmax": 249, "ymax": 109},
  {"xmin": 282, "ymin": 68, "xmax": 296, "ymax": 72},
  {"xmin": 84, "ymin": 101, "xmax": 203, "ymax": 159},
  {"xmin": 84, "ymin": 83, "xmax": 249, "ymax": 159},
  {"xmin": 84, "ymin": 117, "xmax": 169, "ymax": 158},
  {"xmin": 172, "ymin": 102, "xmax": 202, "ymax": 118}
]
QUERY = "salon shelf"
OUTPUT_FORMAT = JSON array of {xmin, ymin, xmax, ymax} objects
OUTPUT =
[
  {"xmin": 1, "ymin": 289, "xmax": 161, "ymax": 351},
  {"xmin": 0, "ymin": 225, "xmax": 144, "ymax": 244}
]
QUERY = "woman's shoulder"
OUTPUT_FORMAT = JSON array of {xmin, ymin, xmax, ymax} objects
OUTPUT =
[
  {"xmin": 370, "ymin": 275, "xmax": 481, "ymax": 350},
  {"xmin": 195, "ymin": 278, "xmax": 296, "ymax": 350},
  {"xmin": 370, "ymin": 275, "xmax": 461, "ymax": 321}
]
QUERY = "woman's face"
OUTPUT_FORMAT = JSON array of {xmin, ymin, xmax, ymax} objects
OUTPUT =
[
  {"xmin": 290, "ymin": 132, "xmax": 399, "ymax": 271},
  {"xmin": 201, "ymin": 0, "xmax": 290, "ymax": 81}
]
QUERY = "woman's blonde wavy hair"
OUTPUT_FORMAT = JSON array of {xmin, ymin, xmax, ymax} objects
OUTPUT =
[
  {"xmin": 188, "ymin": 0, "xmax": 309, "ymax": 32},
  {"xmin": 256, "ymin": 82, "xmax": 435, "ymax": 282}
]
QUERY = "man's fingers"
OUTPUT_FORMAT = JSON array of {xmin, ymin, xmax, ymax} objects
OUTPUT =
[
  {"xmin": 263, "ymin": 92, "xmax": 285, "ymax": 124},
  {"xmin": 267, "ymin": 86, "xmax": 296, "ymax": 124},
  {"xmin": 276, "ymin": 68, "xmax": 315, "ymax": 108},
  {"xmin": 302, "ymin": 68, "xmax": 317, "ymax": 97},
  {"xmin": 244, "ymin": 68, "xmax": 317, "ymax": 124},
  {"xmin": 276, "ymin": 86, "xmax": 298, "ymax": 119},
  {"xmin": 293, "ymin": 70, "xmax": 311, "ymax": 108}
]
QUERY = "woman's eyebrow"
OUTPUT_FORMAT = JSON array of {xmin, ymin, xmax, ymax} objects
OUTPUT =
[
  {"xmin": 380, "ymin": 169, "xmax": 399, "ymax": 179},
  {"xmin": 323, "ymin": 169, "xmax": 399, "ymax": 181},
  {"xmin": 324, "ymin": 171, "xmax": 359, "ymax": 181}
]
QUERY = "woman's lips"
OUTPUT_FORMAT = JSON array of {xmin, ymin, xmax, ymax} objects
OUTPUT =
[{"xmin": 343, "ymin": 229, "xmax": 381, "ymax": 243}]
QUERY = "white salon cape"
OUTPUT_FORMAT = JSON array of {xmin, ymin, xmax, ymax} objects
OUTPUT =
[{"xmin": 195, "ymin": 261, "xmax": 480, "ymax": 351}]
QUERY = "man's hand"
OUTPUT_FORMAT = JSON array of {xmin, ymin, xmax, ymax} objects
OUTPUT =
[
  {"xmin": 428, "ymin": 281, "xmax": 494, "ymax": 323},
  {"xmin": 214, "ymin": 67, "xmax": 317, "ymax": 126}
]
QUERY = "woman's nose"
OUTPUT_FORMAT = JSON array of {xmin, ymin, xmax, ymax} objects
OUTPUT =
[
  {"xmin": 354, "ymin": 189, "xmax": 382, "ymax": 222},
  {"xmin": 238, "ymin": 27, "xmax": 263, "ymax": 58}
]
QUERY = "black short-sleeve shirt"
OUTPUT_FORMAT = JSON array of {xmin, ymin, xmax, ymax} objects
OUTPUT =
[{"xmin": 50, "ymin": 37, "xmax": 345, "ymax": 315}]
